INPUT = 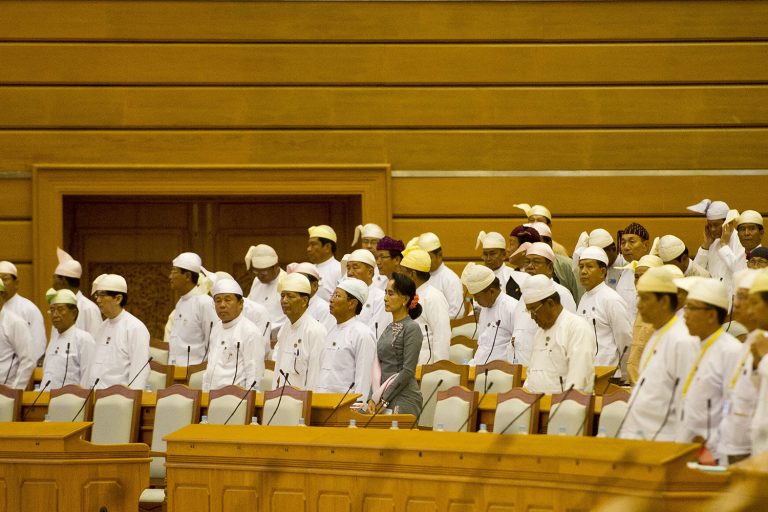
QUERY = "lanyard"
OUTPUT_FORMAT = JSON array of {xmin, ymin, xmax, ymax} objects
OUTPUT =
[
  {"xmin": 639, "ymin": 315, "xmax": 678, "ymax": 373},
  {"xmin": 682, "ymin": 328, "xmax": 723, "ymax": 396},
  {"xmin": 728, "ymin": 330, "xmax": 764, "ymax": 389}
]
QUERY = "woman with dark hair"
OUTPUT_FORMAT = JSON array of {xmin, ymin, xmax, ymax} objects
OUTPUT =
[{"xmin": 372, "ymin": 272, "xmax": 424, "ymax": 416}]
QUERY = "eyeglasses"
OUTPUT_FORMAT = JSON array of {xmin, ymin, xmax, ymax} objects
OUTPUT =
[{"xmin": 526, "ymin": 302, "xmax": 545, "ymax": 318}]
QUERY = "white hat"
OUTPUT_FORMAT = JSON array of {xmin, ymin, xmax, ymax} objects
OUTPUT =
[
  {"xmin": 749, "ymin": 269, "xmax": 768, "ymax": 294},
  {"xmin": 308, "ymin": 225, "xmax": 337, "ymax": 243},
  {"xmin": 348, "ymin": 249, "xmax": 376, "ymax": 268},
  {"xmin": 525, "ymin": 222, "xmax": 552, "ymax": 238},
  {"xmin": 93, "ymin": 274, "xmax": 128, "ymax": 294},
  {"xmin": 673, "ymin": 275, "xmax": 706, "ymax": 293},
  {"xmin": 336, "ymin": 277, "xmax": 369, "ymax": 305},
  {"xmin": 578, "ymin": 246, "xmax": 609, "ymax": 265},
  {"xmin": 400, "ymin": 246, "xmax": 431, "ymax": 272},
  {"xmin": 636, "ymin": 266, "xmax": 678, "ymax": 294},
  {"xmin": 687, "ymin": 199, "xmax": 730, "ymax": 221},
  {"xmin": 514, "ymin": 203, "xmax": 552, "ymax": 221},
  {"xmin": 657, "ymin": 235, "xmax": 686, "ymax": 262},
  {"xmin": 460, "ymin": 262, "xmax": 496, "ymax": 294},
  {"xmin": 615, "ymin": 254, "xmax": 663, "ymax": 271},
  {"xmin": 475, "ymin": 231, "xmax": 507, "ymax": 250},
  {"xmin": 46, "ymin": 288, "xmax": 78, "ymax": 306},
  {"xmin": 340, "ymin": 253, "xmax": 350, "ymax": 277},
  {"xmin": 278, "ymin": 272, "xmax": 311, "ymax": 295},
  {"xmin": 245, "ymin": 244, "xmax": 278, "ymax": 270},
  {"xmin": 511, "ymin": 241, "xmax": 555, "ymax": 262},
  {"xmin": 0, "ymin": 261, "xmax": 17, "ymax": 276},
  {"xmin": 738, "ymin": 210, "xmax": 764, "ymax": 227},
  {"xmin": 352, "ymin": 223, "xmax": 385, "ymax": 246},
  {"xmin": 521, "ymin": 274, "xmax": 557, "ymax": 305},
  {"xmin": 685, "ymin": 278, "xmax": 729, "ymax": 310},
  {"xmin": 417, "ymin": 232, "xmax": 442, "ymax": 252},
  {"xmin": 172, "ymin": 252, "xmax": 202, "ymax": 273},
  {"xmin": 212, "ymin": 278, "xmax": 243, "ymax": 297},
  {"xmin": 661, "ymin": 264, "xmax": 685, "ymax": 279},
  {"xmin": 589, "ymin": 229, "xmax": 613, "ymax": 248},
  {"xmin": 54, "ymin": 247, "xmax": 82, "ymax": 278},
  {"xmin": 286, "ymin": 262, "xmax": 320, "ymax": 281},
  {"xmin": 733, "ymin": 269, "xmax": 758, "ymax": 291}
]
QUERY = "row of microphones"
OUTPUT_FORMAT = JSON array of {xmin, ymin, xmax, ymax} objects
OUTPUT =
[
  {"xmin": 483, "ymin": 320, "xmax": 501, "ymax": 366},
  {"xmin": 71, "ymin": 378, "xmax": 99, "ymax": 422},
  {"xmin": 266, "ymin": 370, "xmax": 290, "ymax": 426},
  {"xmin": 223, "ymin": 380, "xmax": 258, "ymax": 425},
  {"xmin": 320, "ymin": 381, "xmax": 356, "ymax": 426},
  {"xmin": 457, "ymin": 380, "xmax": 493, "ymax": 432},
  {"xmin": 22, "ymin": 380, "xmax": 51, "ymax": 420},
  {"xmin": 127, "ymin": 357, "xmax": 153, "ymax": 388},
  {"xmin": 410, "ymin": 378, "xmax": 444, "ymax": 429},
  {"xmin": 651, "ymin": 377, "xmax": 679, "ymax": 441}
]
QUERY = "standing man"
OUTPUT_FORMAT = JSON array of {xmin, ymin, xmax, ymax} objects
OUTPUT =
[
  {"xmin": 0, "ymin": 261, "xmax": 46, "ymax": 363},
  {"xmin": 85, "ymin": 274, "xmax": 150, "ymax": 390},
  {"xmin": 273, "ymin": 273, "xmax": 327, "ymax": 390},
  {"xmin": 526, "ymin": 222, "xmax": 580, "ymax": 304},
  {"xmin": 415, "ymin": 232, "xmax": 465, "ymax": 319},
  {"xmin": 0, "ymin": 278, "xmax": 35, "ymax": 389},
  {"xmin": 246, "ymin": 244, "xmax": 287, "ymax": 335},
  {"xmin": 51, "ymin": 247, "xmax": 101, "ymax": 336},
  {"xmin": 573, "ymin": 229, "xmax": 621, "ymax": 289},
  {"xmin": 748, "ymin": 270, "xmax": 768, "ymax": 456},
  {"xmin": 375, "ymin": 237, "xmax": 405, "ymax": 289},
  {"xmin": 315, "ymin": 277, "xmax": 376, "ymax": 401},
  {"xmin": 346, "ymin": 249, "xmax": 390, "ymax": 339},
  {"xmin": 352, "ymin": 223, "xmax": 387, "ymax": 289},
  {"xmin": 513, "ymin": 203, "xmax": 569, "ymax": 258},
  {"xmin": 287, "ymin": 262, "xmax": 335, "ymax": 333},
  {"xmin": 616, "ymin": 223, "xmax": 651, "ymax": 318},
  {"xmin": 168, "ymin": 252, "xmax": 217, "ymax": 366},
  {"xmin": 737, "ymin": 210, "xmax": 764, "ymax": 256},
  {"xmin": 476, "ymin": 231, "xmax": 528, "ymax": 300},
  {"xmin": 656, "ymin": 235, "xmax": 710, "ymax": 278},
  {"xmin": 307, "ymin": 225, "xmax": 341, "ymax": 302},
  {"xmin": 42, "ymin": 289, "xmax": 95, "ymax": 388},
  {"xmin": 202, "ymin": 278, "xmax": 265, "ymax": 392}
]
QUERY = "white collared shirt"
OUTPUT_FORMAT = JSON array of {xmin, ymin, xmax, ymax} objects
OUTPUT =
[
  {"xmin": 751, "ymin": 351, "xmax": 768, "ymax": 456},
  {"xmin": 314, "ymin": 257, "xmax": 341, "ymax": 302},
  {"xmin": 472, "ymin": 293, "xmax": 517, "ymax": 365},
  {"xmin": 577, "ymin": 282, "xmax": 633, "ymax": 368},
  {"xmin": 415, "ymin": 282, "xmax": 451, "ymax": 365},
  {"xmin": 315, "ymin": 317, "xmax": 376, "ymax": 401},
  {"xmin": 718, "ymin": 330, "xmax": 761, "ymax": 456},
  {"xmin": 202, "ymin": 314, "xmax": 265, "ymax": 392},
  {"xmin": 273, "ymin": 312, "xmax": 327, "ymax": 390},
  {"xmin": 0, "ymin": 308, "xmax": 36, "ymax": 389},
  {"xmin": 3, "ymin": 293, "xmax": 46, "ymax": 362},
  {"xmin": 248, "ymin": 269, "xmax": 287, "ymax": 333},
  {"xmin": 169, "ymin": 289, "xmax": 217, "ymax": 365},
  {"xmin": 42, "ymin": 325, "xmax": 95, "ymax": 388},
  {"xmin": 85, "ymin": 309, "xmax": 151, "ymax": 390},
  {"xmin": 430, "ymin": 263, "xmax": 465, "ymax": 319}
]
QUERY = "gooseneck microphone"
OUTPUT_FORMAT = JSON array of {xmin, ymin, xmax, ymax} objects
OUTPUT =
[
  {"xmin": 615, "ymin": 377, "xmax": 646, "ymax": 438},
  {"xmin": 546, "ymin": 384, "xmax": 576, "ymax": 428},
  {"xmin": 651, "ymin": 377, "xmax": 680, "ymax": 441},
  {"xmin": 498, "ymin": 392, "xmax": 545, "ymax": 435},
  {"xmin": 231, "ymin": 341, "xmax": 241, "ymax": 385},
  {"xmin": 185, "ymin": 345, "xmax": 191, "ymax": 380},
  {"xmin": 262, "ymin": 322, "xmax": 271, "ymax": 337},
  {"xmin": 266, "ymin": 370, "xmax": 290, "ymax": 426},
  {"xmin": 320, "ymin": 381, "xmax": 356, "ymax": 426},
  {"xmin": 425, "ymin": 325, "xmax": 432, "ymax": 364},
  {"xmin": 127, "ymin": 357, "xmax": 153, "ymax": 388},
  {"xmin": 3, "ymin": 353, "xmax": 16, "ymax": 385},
  {"xmin": 483, "ymin": 320, "xmax": 502, "ymax": 365},
  {"xmin": 22, "ymin": 380, "xmax": 51, "ymax": 420},
  {"xmin": 410, "ymin": 378, "xmax": 444, "ymax": 430},
  {"xmin": 71, "ymin": 378, "xmax": 99, "ymax": 422},
  {"xmin": 705, "ymin": 398, "xmax": 712, "ymax": 445},
  {"xmin": 458, "ymin": 381, "xmax": 493, "ymax": 432},
  {"xmin": 223, "ymin": 380, "xmax": 258, "ymax": 425},
  {"xmin": 203, "ymin": 321, "xmax": 214, "ymax": 362},
  {"xmin": 374, "ymin": 322, "xmax": 379, "ymax": 340},
  {"xmin": 60, "ymin": 342, "xmax": 71, "ymax": 388}
]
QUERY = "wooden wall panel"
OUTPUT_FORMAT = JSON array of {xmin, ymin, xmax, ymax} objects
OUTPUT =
[
  {"xmin": 0, "ymin": 221, "xmax": 32, "ymax": 261},
  {"xmin": 2, "ymin": 86, "xmax": 767, "ymax": 128},
  {"xmin": 0, "ymin": 178, "xmax": 31, "ymax": 218},
  {"xmin": 3, "ymin": 43, "xmax": 767, "ymax": 85}
]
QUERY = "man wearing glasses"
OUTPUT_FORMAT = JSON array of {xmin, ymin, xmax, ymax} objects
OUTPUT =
[{"xmin": 42, "ymin": 288, "xmax": 95, "ymax": 388}]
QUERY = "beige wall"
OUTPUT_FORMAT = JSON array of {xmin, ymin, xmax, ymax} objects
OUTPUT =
[{"xmin": 1, "ymin": 0, "xmax": 767, "ymax": 299}]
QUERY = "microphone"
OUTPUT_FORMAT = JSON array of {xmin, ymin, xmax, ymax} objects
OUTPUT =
[
  {"xmin": 454, "ymin": 289, "xmax": 468, "ymax": 320},
  {"xmin": 203, "ymin": 321, "xmax": 214, "ymax": 362},
  {"xmin": 3, "ymin": 353, "xmax": 15, "ymax": 385},
  {"xmin": 231, "ymin": 342, "xmax": 241, "ymax": 385},
  {"xmin": 374, "ymin": 322, "xmax": 379, "ymax": 339},
  {"xmin": 546, "ymin": 384, "xmax": 576, "ymax": 428},
  {"xmin": 22, "ymin": 380, "xmax": 51, "ymax": 420},
  {"xmin": 593, "ymin": 318, "xmax": 598, "ymax": 356},
  {"xmin": 705, "ymin": 398, "xmax": 712, "ymax": 445},
  {"xmin": 615, "ymin": 377, "xmax": 646, "ymax": 438},
  {"xmin": 559, "ymin": 375, "xmax": 565, "ymax": 393},
  {"xmin": 498, "ymin": 392, "xmax": 545, "ymax": 434},
  {"xmin": 127, "ymin": 357, "xmax": 153, "ymax": 388},
  {"xmin": 262, "ymin": 321, "xmax": 271, "ymax": 337},
  {"xmin": 615, "ymin": 344, "xmax": 629, "ymax": 381},
  {"xmin": 266, "ymin": 370, "xmax": 290, "ymax": 426},
  {"xmin": 185, "ymin": 345, "xmax": 191, "ymax": 380},
  {"xmin": 482, "ymin": 368, "xmax": 489, "ymax": 394},
  {"xmin": 410, "ymin": 378, "xmax": 444, "ymax": 429},
  {"xmin": 320, "ymin": 381, "xmax": 356, "ymax": 426},
  {"xmin": 425, "ymin": 325, "xmax": 432, "ymax": 364},
  {"xmin": 458, "ymin": 381, "xmax": 493, "ymax": 432},
  {"xmin": 61, "ymin": 342, "xmax": 71, "ymax": 388},
  {"xmin": 651, "ymin": 377, "xmax": 680, "ymax": 441},
  {"xmin": 483, "ymin": 320, "xmax": 502, "ymax": 365},
  {"xmin": 71, "ymin": 378, "xmax": 99, "ymax": 421},
  {"xmin": 223, "ymin": 380, "xmax": 258, "ymax": 425}
]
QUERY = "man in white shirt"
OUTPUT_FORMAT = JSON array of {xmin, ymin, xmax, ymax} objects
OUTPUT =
[
  {"xmin": 346, "ymin": 249, "xmax": 390, "ymax": 339},
  {"xmin": 42, "ymin": 288, "xmax": 95, "ymax": 389},
  {"xmin": 352, "ymin": 223, "xmax": 388, "ymax": 290},
  {"xmin": 615, "ymin": 223, "xmax": 651, "ymax": 319},
  {"xmin": 307, "ymin": 224, "xmax": 341, "ymax": 302},
  {"xmin": 399, "ymin": 246, "xmax": 451, "ymax": 364},
  {"xmin": 85, "ymin": 274, "xmax": 150, "ymax": 390},
  {"xmin": 202, "ymin": 278, "xmax": 265, "ymax": 392},
  {"xmin": 51, "ymin": 247, "xmax": 101, "ymax": 337},
  {"xmin": 520, "ymin": 274, "xmax": 595, "ymax": 395},
  {"xmin": 246, "ymin": 244, "xmax": 287, "ymax": 336},
  {"xmin": 315, "ymin": 277, "xmax": 376, "ymax": 401},
  {"xmin": 460, "ymin": 263, "xmax": 517, "ymax": 365},
  {"xmin": 737, "ymin": 210, "xmax": 763, "ymax": 257},
  {"xmin": 287, "ymin": 262, "xmax": 335, "ymax": 333},
  {"xmin": 413, "ymin": 232, "xmax": 465, "ymax": 320},
  {"xmin": 619, "ymin": 267, "xmax": 699, "ymax": 441},
  {"xmin": 0, "ymin": 261, "xmax": 46, "ymax": 363},
  {"xmin": 477, "ymin": 231, "xmax": 528, "ymax": 300},
  {"xmin": 656, "ymin": 235, "xmax": 710, "ymax": 278},
  {"xmin": 168, "ymin": 252, "xmax": 217, "ymax": 366},
  {"xmin": 0, "ymin": 277, "xmax": 35, "ymax": 389},
  {"xmin": 572, "ymin": 229, "xmax": 621, "ymax": 289},
  {"xmin": 273, "ymin": 273, "xmax": 327, "ymax": 390},
  {"xmin": 525, "ymin": 222, "xmax": 581, "ymax": 304},
  {"xmin": 748, "ymin": 269, "xmax": 768, "ymax": 456}
]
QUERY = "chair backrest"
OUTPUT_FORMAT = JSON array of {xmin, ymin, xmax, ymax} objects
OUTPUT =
[
  {"xmin": 208, "ymin": 385, "xmax": 256, "ymax": 425},
  {"xmin": 493, "ymin": 388, "xmax": 542, "ymax": 435},
  {"xmin": 260, "ymin": 359, "xmax": 276, "ymax": 392},
  {"xmin": 448, "ymin": 336, "xmax": 476, "ymax": 364},
  {"xmin": 433, "ymin": 386, "xmax": 478, "ymax": 432},
  {"xmin": 151, "ymin": 385, "xmax": 201, "ymax": 478},
  {"xmin": 91, "ymin": 385, "xmax": 142, "ymax": 444},
  {"xmin": 473, "ymin": 361, "xmax": 522, "ymax": 394},
  {"xmin": 597, "ymin": 388, "xmax": 631, "ymax": 438},
  {"xmin": 450, "ymin": 319, "xmax": 480, "ymax": 340},
  {"xmin": 546, "ymin": 389, "xmax": 594, "ymax": 436},
  {"xmin": 149, "ymin": 338, "xmax": 169, "ymax": 365},
  {"xmin": 48, "ymin": 384, "xmax": 93, "ymax": 422},
  {"xmin": 261, "ymin": 386, "xmax": 312, "ymax": 427},
  {"xmin": 186, "ymin": 362, "xmax": 207, "ymax": 390},
  {"xmin": 148, "ymin": 360, "xmax": 174, "ymax": 392},
  {"xmin": 418, "ymin": 360, "xmax": 468, "ymax": 428},
  {"xmin": 0, "ymin": 385, "xmax": 22, "ymax": 422}
]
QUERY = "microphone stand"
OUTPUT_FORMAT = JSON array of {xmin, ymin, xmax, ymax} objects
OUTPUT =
[
  {"xmin": 320, "ymin": 381, "xmax": 356, "ymax": 426},
  {"xmin": 615, "ymin": 377, "xmax": 645, "ymax": 437},
  {"xmin": 127, "ymin": 357, "xmax": 153, "ymax": 388},
  {"xmin": 483, "ymin": 320, "xmax": 501, "ymax": 366},
  {"xmin": 266, "ymin": 371, "xmax": 290, "ymax": 426},
  {"xmin": 71, "ymin": 378, "xmax": 99, "ymax": 421},
  {"xmin": 223, "ymin": 380, "xmax": 258, "ymax": 425},
  {"xmin": 22, "ymin": 380, "xmax": 51, "ymax": 420},
  {"xmin": 651, "ymin": 377, "xmax": 680, "ymax": 441},
  {"xmin": 498, "ymin": 392, "xmax": 545, "ymax": 435}
]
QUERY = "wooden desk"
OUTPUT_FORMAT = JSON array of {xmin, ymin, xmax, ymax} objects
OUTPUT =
[
  {"xmin": 164, "ymin": 425, "xmax": 729, "ymax": 511},
  {"xmin": 0, "ymin": 422, "xmax": 149, "ymax": 511}
]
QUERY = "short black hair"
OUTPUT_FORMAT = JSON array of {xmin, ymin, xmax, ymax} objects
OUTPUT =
[
  {"xmin": 386, "ymin": 250, "xmax": 403, "ymax": 261},
  {"xmin": 318, "ymin": 237, "xmax": 337, "ymax": 254},
  {"xmin": 102, "ymin": 290, "xmax": 128, "ymax": 307},
  {"xmin": 57, "ymin": 275, "xmax": 81, "ymax": 288},
  {"xmin": 715, "ymin": 306, "xmax": 727, "ymax": 324},
  {"xmin": 488, "ymin": 277, "xmax": 501, "ymax": 291},
  {"xmin": 596, "ymin": 261, "xmax": 607, "ymax": 269},
  {"xmin": 353, "ymin": 298, "xmax": 363, "ymax": 315},
  {"xmin": 672, "ymin": 247, "xmax": 690, "ymax": 263},
  {"xmin": 430, "ymin": 248, "xmax": 443, "ymax": 257},
  {"xmin": 302, "ymin": 273, "xmax": 319, "ymax": 285},
  {"xmin": 414, "ymin": 269, "xmax": 431, "ymax": 281},
  {"xmin": 653, "ymin": 292, "xmax": 678, "ymax": 310}
]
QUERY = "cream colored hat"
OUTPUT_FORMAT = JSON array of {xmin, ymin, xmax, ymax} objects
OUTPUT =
[
  {"xmin": 657, "ymin": 235, "xmax": 686, "ymax": 262},
  {"xmin": 46, "ymin": 288, "xmax": 78, "ymax": 306},
  {"xmin": 93, "ymin": 274, "xmax": 128, "ymax": 294},
  {"xmin": 685, "ymin": 278, "xmax": 729, "ymax": 310},
  {"xmin": 400, "ymin": 246, "xmax": 431, "ymax": 272},
  {"xmin": 733, "ymin": 269, "xmax": 758, "ymax": 291},
  {"xmin": 212, "ymin": 278, "xmax": 243, "ymax": 297},
  {"xmin": 351, "ymin": 223, "xmax": 385, "ymax": 246},
  {"xmin": 521, "ymin": 274, "xmax": 556, "ymax": 305},
  {"xmin": 514, "ymin": 203, "xmax": 552, "ymax": 221},
  {"xmin": 661, "ymin": 264, "xmax": 685, "ymax": 279},
  {"xmin": 510, "ymin": 241, "xmax": 555, "ymax": 262},
  {"xmin": 589, "ymin": 229, "xmax": 613, "ymax": 248},
  {"xmin": 348, "ymin": 248, "xmax": 376, "ymax": 268},
  {"xmin": 636, "ymin": 266, "xmax": 678, "ymax": 294},
  {"xmin": 286, "ymin": 262, "xmax": 320, "ymax": 281},
  {"xmin": 0, "ymin": 261, "xmax": 17, "ymax": 276},
  {"xmin": 337, "ymin": 277, "xmax": 369, "ymax": 305},
  {"xmin": 749, "ymin": 269, "xmax": 768, "ymax": 294},
  {"xmin": 461, "ymin": 262, "xmax": 496, "ymax": 295},
  {"xmin": 417, "ymin": 232, "xmax": 442, "ymax": 252},
  {"xmin": 245, "ymin": 244, "xmax": 278, "ymax": 270},
  {"xmin": 54, "ymin": 247, "xmax": 82, "ymax": 278},
  {"xmin": 616, "ymin": 254, "xmax": 663, "ymax": 271},
  {"xmin": 172, "ymin": 252, "xmax": 202, "ymax": 273},
  {"xmin": 687, "ymin": 199, "xmax": 730, "ymax": 221},
  {"xmin": 308, "ymin": 225, "xmax": 337, "ymax": 243},
  {"xmin": 340, "ymin": 253, "xmax": 350, "ymax": 277},
  {"xmin": 525, "ymin": 222, "xmax": 552, "ymax": 238},
  {"xmin": 578, "ymin": 246, "xmax": 609, "ymax": 265},
  {"xmin": 476, "ymin": 231, "xmax": 507, "ymax": 250},
  {"xmin": 279, "ymin": 272, "xmax": 311, "ymax": 295},
  {"xmin": 673, "ymin": 276, "xmax": 706, "ymax": 294},
  {"xmin": 738, "ymin": 210, "xmax": 764, "ymax": 227}
]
